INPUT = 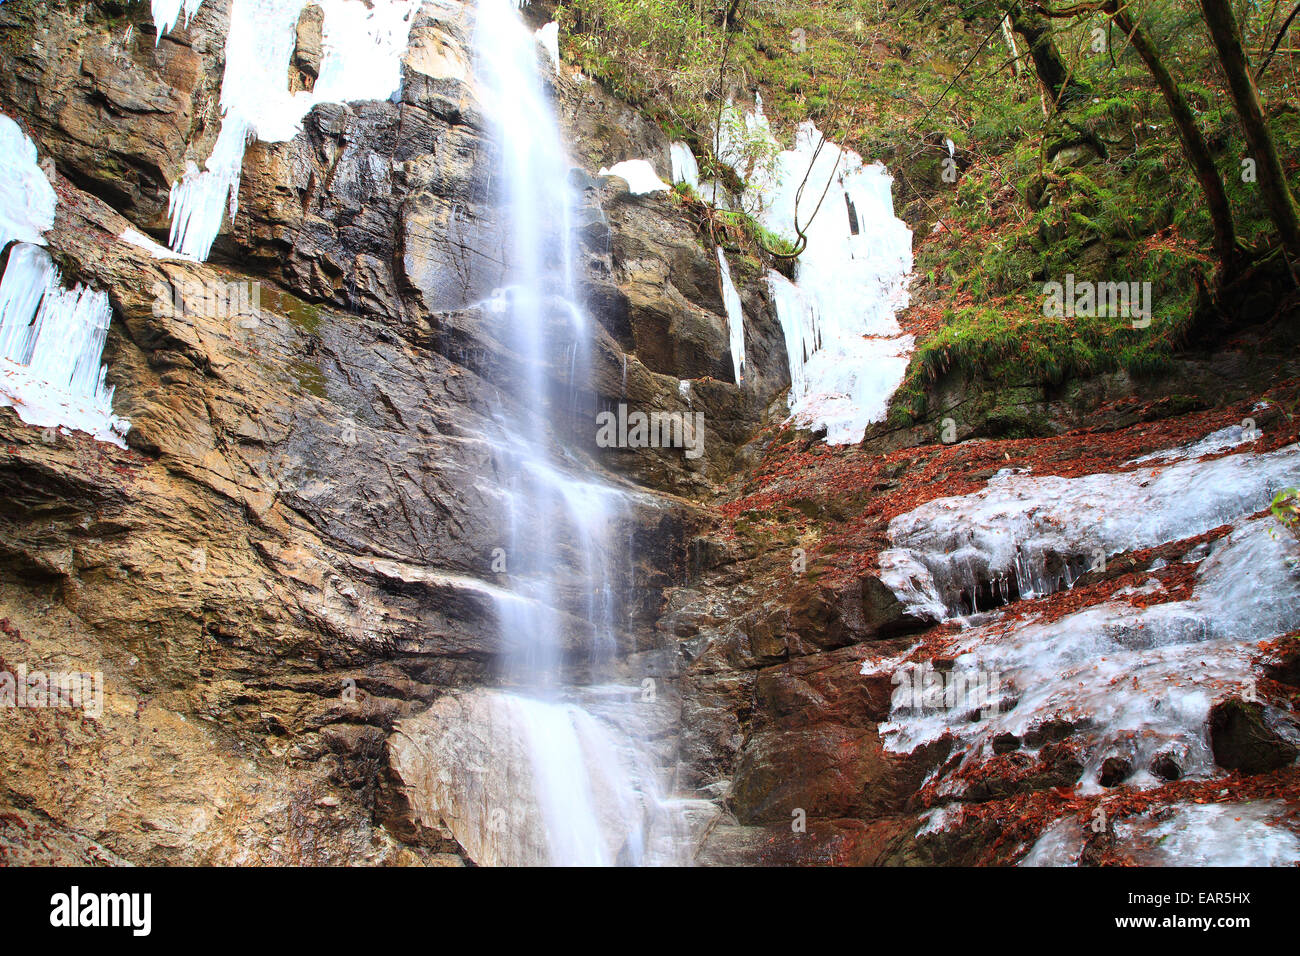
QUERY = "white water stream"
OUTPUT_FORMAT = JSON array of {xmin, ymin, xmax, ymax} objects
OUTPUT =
[
  {"xmin": 144, "ymin": 0, "xmax": 687, "ymax": 866},
  {"xmin": 417, "ymin": 0, "xmax": 685, "ymax": 865}
]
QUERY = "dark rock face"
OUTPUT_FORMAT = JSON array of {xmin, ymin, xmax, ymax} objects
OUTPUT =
[
  {"xmin": 1208, "ymin": 698, "xmax": 1300, "ymax": 775},
  {"xmin": 290, "ymin": 4, "xmax": 324, "ymax": 92}
]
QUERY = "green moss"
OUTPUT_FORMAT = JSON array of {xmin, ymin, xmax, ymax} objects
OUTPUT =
[
  {"xmin": 259, "ymin": 286, "xmax": 323, "ymax": 336},
  {"xmin": 891, "ymin": 300, "xmax": 1187, "ymax": 425},
  {"xmin": 288, "ymin": 360, "xmax": 328, "ymax": 398}
]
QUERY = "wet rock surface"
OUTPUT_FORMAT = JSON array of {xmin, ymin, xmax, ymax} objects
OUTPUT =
[
  {"xmin": 0, "ymin": 0, "xmax": 781, "ymax": 864},
  {"xmin": 2, "ymin": 0, "xmax": 1298, "ymax": 868}
]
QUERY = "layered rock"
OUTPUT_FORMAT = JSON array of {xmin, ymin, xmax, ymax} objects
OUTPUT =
[{"xmin": 0, "ymin": 0, "xmax": 785, "ymax": 864}]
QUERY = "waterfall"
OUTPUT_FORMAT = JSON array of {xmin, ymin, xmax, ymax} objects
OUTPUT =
[
  {"xmin": 139, "ymin": 0, "xmax": 686, "ymax": 866},
  {"xmin": 409, "ymin": 0, "xmax": 686, "ymax": 866}
]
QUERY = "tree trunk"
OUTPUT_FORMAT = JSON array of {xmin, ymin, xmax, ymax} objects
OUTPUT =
[
  {"xmin": 1198, "ymin": 0, "xmax": 1300, "ymax": 257},
  {"xmin": 1011, "ymin": 6, "xmax": 1089, "ymax": 105},
  {"xmin": 1104, "ymin": 1, "xmax": 1240, "ymax": 273}
]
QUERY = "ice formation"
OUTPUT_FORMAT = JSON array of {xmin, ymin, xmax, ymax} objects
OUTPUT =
[
  {"xmin": 718, "ymin": 101, "xmax": 913, "ymax": 444},
  {"xmin": 597, "ymin": 159, "xmax": 671, "ymax": 195},
  {"xmin": 1127, "ymin": 421, "xmax": 1259, "ymax": 465},
  {"xmin": 0, "ymin": 115, "xmax": 56, "ymax": 248},
  {"xmin": 150, "ymin": 0, "xmax": 206, "ymax": 39},
  {"xmin": 1022, "ymin": 801, "xmax": 1300, "ymax": 866},
  {"xmin": 534, "ymin": 21, "xmax": 560, "ymax": 74},
  {"xmin": 157, "ymin": 0, "xmax": 424, "ymax": 260},
  {"xmin": 716, "ymin": 247, "xmax": 746, "ymax": 385},
  {"xmin": 871, "ymin": 512, "xmax": 1300, "ymax": 788},
  {"xmin": 868, "ymin": 437, "xmax": 1300, "ymax": 864},
  {"xmin": 879, "ymin": 441, "xmax": 1300, "ymax": 619},
  {"xmin": 0, "ymin": 117, "xmax": 128, "ymax": 446},
  {"xmin": 669, "ymin": 142, "xmax": 699, "ymax": 190},
  {"xmin": 119, "ymin": 227, "xmax": 190, "ymax": 261}
]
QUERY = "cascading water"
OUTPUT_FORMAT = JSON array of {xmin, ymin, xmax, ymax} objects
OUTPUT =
[
  {"xmin": 409, "ymin": 0, "xmax": 687, "ymax": 866},
  {"xmin": 141, "ymin": 0, "xmax": 685, "ymax": 866}
]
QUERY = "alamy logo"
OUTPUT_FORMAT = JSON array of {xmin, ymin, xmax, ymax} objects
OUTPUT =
[
  {"xmin": 152, "ymin": 279, "xmax": 261, "ymax": 326},
  {"xmin": 596, "ymin": 403, "xmax": 705, "ymax": 460},
  {"xmin": 50, "ymin": 886, "xmax": 151, "ymax": 936},
  {"xmin": 0, "ymin": 664, "xmax": 103, "ymax": 717},
  {"xmin": 1042, "ymin": 273, "xmax": 1152, "ymax": 327},
  {"xmin": 891, "ymin": 663, "xmax": 1002, "ymax": 718}
]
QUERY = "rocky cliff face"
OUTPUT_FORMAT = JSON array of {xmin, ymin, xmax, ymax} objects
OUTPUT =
[
  {"xmin": 3, "ymin": 0, "xmax": 1297, "ymax": 868},
  {"xmin": 0, "ymin": 0, "xmax": 789, "ymax": 864}
]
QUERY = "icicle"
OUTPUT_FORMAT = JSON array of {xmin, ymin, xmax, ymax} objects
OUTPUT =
[
  {"xmin": 150, "ymin": 0, "xmax": 207, "ymax": 41},
  {"xmin": 716, "ymin": 247, "xmax": 746, "ymax": 386},
  {"xmin": 163, "ymin": 0, "xmax": 424, "ymax": 260},
  {"xmin": 0, "ymin": 116, "xmax": 57, "ymax": 249},
  {"xmin": 880, "ymin": 441, "xmax": 1300, "ymax": 620},
  {"xmin": 0, "ymin": 244, "xmax": 128, "ymax": 446},
  {"xmin": 0, "ymin": 122, "xmax": 128, "ymax": 445},
  {"xmin": 720, "ymin": 101, "xmax": 913, "ymax": 443},
  {"xmin": 669, "ymin": 142, "xmax": 699, "ymax": 190}
]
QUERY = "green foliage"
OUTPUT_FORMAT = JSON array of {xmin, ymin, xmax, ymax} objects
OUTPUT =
[
  {"xmin": 1271, "ymin": 488, "xmax": 1300, "ymax": 540},
  {"xmin": 890, "ymin": 298, "xmax": 1187, "ymax": 424},
  {"xmin": 714, "ymin": 208, "xmax": 799, "ymax": 257},
  {"xmin": 563, "ymin": 0, "xmax": 1300, "ymax": 416},
  {"xmin": 561, "ymin": 0, "xmax": 729, "ymax": 133}
]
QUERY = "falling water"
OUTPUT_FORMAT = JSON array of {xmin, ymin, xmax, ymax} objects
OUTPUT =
[{"xmin": 411, "ymin": 0, "xmax": 686, "ymax": 866}]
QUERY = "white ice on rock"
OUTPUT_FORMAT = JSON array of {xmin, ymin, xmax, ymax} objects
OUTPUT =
[
  {"xmin": 1022, "ymin": 801, "xmax": 1300, "ymax": 866},
  {"xmin": 1127, "ymin": 421, "xmax": 1259, "ymax": 465},
  {"xmin": 880, "ymin": 441, "xmax": 1300, "ymax": 619},
  {"xmin": 871, "ymin": 511, "xmax": 1300, "ymax": 793},
  {"xmin": 0, "ymin": 118, "xmax": 128, "ymax": 447},
  {"xmin": 598, "ymin": 159, "xmax": 671, "ymax": 195},
  {"xmin": 119, "ymin": 227, "xmax": 191, "ymax": 261},
  {"xmin": 159, "ymin": 0, "xmax": 423, "ymax": 260},
  {"xmin": 0, "ymin": 116, "xmax": 56, "ymax": 249},
  {"xmin": 669, "ymin": 142, "xmax": 699, "ymax": 190},
  {"xmin": 534, "ymin": 21, "xmax": 560, "ymax": 74},
  {"xmin": 869, "ymin": 437, "xmax": 1300, "ymax": 862},
  {"xmin": 717, "ymin": 101, "xmax": 913, "ymax": 444},
  {"xmin": 150, "ymin": 0, "xmax": 206, "ymax": 39},
  {"xmin": 716, "ymin": 247, "xmax": 745, "ymax": 385}
]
